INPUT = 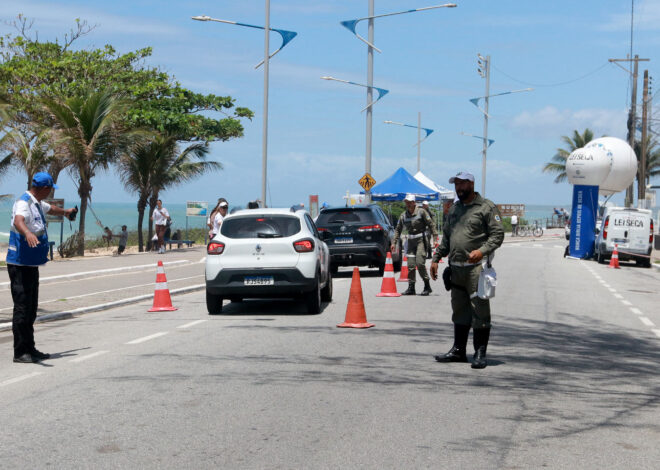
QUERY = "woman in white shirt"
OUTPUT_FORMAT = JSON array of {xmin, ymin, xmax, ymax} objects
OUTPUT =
[
  {"xmin": 151, "ymin": 199, "xmax": 170, "ymax": 254},
  {"xmin": 209, "ymin": 201, "xmax": 228, "ymax": 239}
]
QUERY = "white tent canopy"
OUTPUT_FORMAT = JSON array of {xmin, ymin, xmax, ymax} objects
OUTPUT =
[{"xmin": 414, "ymin": 171, "xmax": 455, "ymax": 201}]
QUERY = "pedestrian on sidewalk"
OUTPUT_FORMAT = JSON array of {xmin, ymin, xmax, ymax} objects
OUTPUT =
[
  {"xmin": 151, "ymin": 199, "xmax": 170, "ymax": 254},
  {"xmin": 510, "ymin": 214, "xmax": 518, "ymax": 237},
  {"xmin": 430, "ymin": 171, "xmax": 504, "ymax": 369},
  {"xmin": 391, "ymin": 194, "xmax": 438, "ymax": 296},
  {"xmin": 6, "ymin": 172, "xmax": 77, "ymax": 363},
  {"xmin": 117, "ymin": 225, "xmax": 128, "ymax": 255},
  {"xmin": 207, "ymin": 198, "xmax": 228, "ymax": 239}
]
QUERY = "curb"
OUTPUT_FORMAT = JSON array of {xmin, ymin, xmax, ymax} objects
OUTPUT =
[{"xmin": 0, "ymin": 284, "xmax": 205, "ymax": 332}]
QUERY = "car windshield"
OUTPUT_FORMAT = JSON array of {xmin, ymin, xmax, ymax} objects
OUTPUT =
[
  {"xmin": 221, "ymin": 215, "xmax": 301, "ymax": 239},
  {"xmin": 316, "ymin": 209, "xmax": 375, "ymax": 225}
]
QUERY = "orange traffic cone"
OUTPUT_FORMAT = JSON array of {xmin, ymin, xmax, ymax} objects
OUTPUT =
[
  {"xmin": 398, "ymin": 254, "xmax": 409, "ymax": 282},
  {"xmin": 608, "ymin": 244, "xmax": 620, "ymax": 269},
  {"xmin": 377, "ymin": 252, "xmax": 401, "ymax": 297},
  {"xmin": 337, "ymin": 268, "xmax": 374, "ymax": 328},
  {"xmin": 148, "ymin": 260, "xmax": 177, "ymax": 312}
]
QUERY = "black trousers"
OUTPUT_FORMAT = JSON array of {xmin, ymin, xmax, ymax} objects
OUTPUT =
[{"xmin": 8, "ymin": 264, "xmax": 40, "ymax": 358}]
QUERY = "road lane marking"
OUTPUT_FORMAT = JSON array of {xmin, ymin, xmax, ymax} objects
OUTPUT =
[
  {"xmin": 630, "ymin": 307, "xmax": 643, "ymax": 315},
  {"xmin": 554, "ymin": 245, "xmax": 564, "ymax": 248},
  {"xmin": 0, "ymin": 275, "xmax": 205, "ymax": 313},
  {"xmin": 653, "ymin": 329, "xmax": 660, "ymax": 338},
  {"xmin": 608, "ymin": 288, "xmax": 617, "ymax": 293},
  {"xmin": 639, "ymin": 317, "xmax": 655, "ymax": 327},
  {"xmin": 126, "ymin": 332, "xmax": 169, "ymax": 344},
  {"xmin": 613, "ymin": 293, "xmax": 623, "ymax": 299},
  {"xmin": 177, "ymin": 319, "xmax": 208, "ymax": 329},
  {"xmin": 0, "ymin": 372, "xmax": 43, "ymax": 388},
  {"xmin": 0, "ymin": 260, "xmax": 190, "ymax": 288},
  {"xmin": 69, "ymin": 350, "xmax": 110, "ymax": 363},
  {"xmin": 621, "ymin": 300, "xmax": 632, "ymax": 306}
]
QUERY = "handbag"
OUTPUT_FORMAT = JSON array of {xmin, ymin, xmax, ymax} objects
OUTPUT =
[{"xmin": 477, "ymin": 254, "xmax": 497, "ymax": 299}]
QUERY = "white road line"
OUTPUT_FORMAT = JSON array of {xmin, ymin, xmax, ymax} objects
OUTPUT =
[
  {"xmin": 621, "ymin": 300, "xmax": 633, "ymax": 306},
  {"xmin": 70, "ymin": 350, "xmax": 110, "ymax": 363},
  {"xmin": 554, "ymin": 245, "xmax": 564, "ymax": 248},
  {"xmin": 652, "ymin": 329, "xmax": 660, "ymax": 338},
  {"xmin": 613, "ymin": 293, "xmax": 623, "ymax": 299},
  {"xmin": 0, "ymin": 275, "xmax": 205, "ymax": 313},
  {"xmin": 199, "ymin": 257, "xmax": 206, "ymax": 263},
  {"xmin": 630, "ymin": 307, "xmax": 643, "ymax": 315},
  {"xmin": 639, "ymin": 317, "xmax": 655, "ymax": 327},
  {"xmin": 608, "ymin": 288, "xmax": 617, "ymax": 293},
  {"xmin": 177, "ymin": 319, "xmax": 208, "ymax": 329},
  {"xmin": 126, "ymin": 332, "xmax": 169, "ymax": 345},
  {"xmin": 598, "ymin": 279, "xmax": 607, "ymax": 284},
  {"xmin": 0, "ymin": 372, "xmax": 43, "ymax": 388}
]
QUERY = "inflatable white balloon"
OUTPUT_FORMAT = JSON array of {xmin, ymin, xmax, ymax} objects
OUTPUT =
[
  {"xmin": 566, "ymin": 146, "xmax": 612, "ymax": 186},
  {"xmin": 584, "ymin": 137, "xmax": 637, "ymax": 196}
]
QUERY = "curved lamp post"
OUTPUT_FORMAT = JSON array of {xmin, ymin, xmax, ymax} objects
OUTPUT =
[
  {"xmin": 384, "ymin": 113, "xmax": 434, "ymax": 172},
  {"xmin": 341, "ymin": 2, "xmax": 457, "ymax": 200},
  {"xmin": 321, "ymin": 76, "xmax": 389, "ymax": 112},
  {"xmin": 192, "ymin": 11, "xmax": 297, "ymax": 207}
]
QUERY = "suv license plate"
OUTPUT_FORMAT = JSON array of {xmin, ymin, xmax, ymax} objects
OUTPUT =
[
  {"xmin": 334, "ymin": 237, "xmax": 353, "ymax": 244},
  {"xmin": 244, "ymin": 276, "xmax": 274, "ymax": 286}
]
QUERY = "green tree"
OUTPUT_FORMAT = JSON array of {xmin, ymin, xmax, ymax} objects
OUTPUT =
[
  {"xmin": 543, "ymin": 129, "xmax": 594, "ymax": 183},
  {"xmin": 43, "ymin": 90, "xmax": 126, "ymax": 255},
  {"xmin": 634, "ymin": 136, "xmax": 660, "ymax": 186},
  {"xmin": 0, "ymin": 127, "xmax": 52, "ymax": 189},
  {"xmin": 118, "ymin": 134, "xmax": 220, "ymax": 251}
]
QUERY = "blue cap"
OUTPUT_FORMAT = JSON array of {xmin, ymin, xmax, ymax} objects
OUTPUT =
[{"xmin": 32, "ymin": 172, "xmax": 59, "ymax": 189}]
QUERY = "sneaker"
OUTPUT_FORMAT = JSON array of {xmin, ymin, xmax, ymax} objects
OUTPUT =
[
  {"xmin": 13, "ymin": 353, "xmax": 39, "ymax": 363},
  {"xmin": 31, "ymin": 349, "xmax": 51, "ymax": 360}
]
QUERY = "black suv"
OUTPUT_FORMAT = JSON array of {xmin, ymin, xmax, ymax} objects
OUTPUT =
[{"xmin": 316, "ymin": 205, "xmax": 402, "ymax": 275}]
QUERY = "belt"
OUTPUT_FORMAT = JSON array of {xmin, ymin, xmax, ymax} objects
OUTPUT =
[
  {"xmin": 408, "ymin": 233, "xmax": 424, "ymax": 239},
  {"xmin": 451, "ymin": 261, "xmax": 479, "ymax": 267}
]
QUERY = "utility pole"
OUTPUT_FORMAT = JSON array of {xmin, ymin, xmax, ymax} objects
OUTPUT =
[
  {"xmin": 365, "ymin": 0, "xmax": 374, "ymax": 202},
  {"xmin": 639, "ymin": 70, "xmax": 649, "ymax": 203},
  {"xmin": 609, "ymin": 55, "xmax": 649, "ymax": 207},
  {"xmin": 477, "ymin": 53, "xmax": 490, "ymax": 196}
]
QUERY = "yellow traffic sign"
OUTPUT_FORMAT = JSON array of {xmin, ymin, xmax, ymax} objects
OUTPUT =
[{"xmin": 358, "ymin": 173, "xmax": 377, "ymax": 192}]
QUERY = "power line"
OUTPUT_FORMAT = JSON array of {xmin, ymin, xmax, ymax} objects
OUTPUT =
[{"xmin": 490, "ymin": 62, "xmax": 611, "ymax": 88}]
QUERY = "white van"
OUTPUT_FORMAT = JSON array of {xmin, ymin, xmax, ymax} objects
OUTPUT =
[{"xmin": 594, "ymin": 207, "xmax": 654, "ymax": 267}]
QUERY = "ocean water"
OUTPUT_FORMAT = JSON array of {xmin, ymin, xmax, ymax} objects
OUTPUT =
[{"xmin": 1, "ymin": 200, "xmax": 657, "ymax": 244}]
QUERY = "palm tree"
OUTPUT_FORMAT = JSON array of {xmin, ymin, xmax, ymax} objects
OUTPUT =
[
  {"xmin": 634, "ymin": 136, "xmax": 660, "ymax": 186},
  {"xmin": 118, "ymin": 134, "xmax": 219, "ymax": 251},
  {"xmin": 0, "ymin": 128, "xmax": 52, "ymax": 189},
  {"xmin": 543, "ymin": 129, "xmax": 594, "ymax": 183},
  {"xmin": 43, "ymin": 90, "xmax": 125, "ymax": 255}
]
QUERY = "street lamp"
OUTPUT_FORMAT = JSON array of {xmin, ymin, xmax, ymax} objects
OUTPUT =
[
  {"xmin": 320, "ymin": 76, "xmax": 389, "ymax": 112},
  {"xmin": 471, "ymin": 53, "xmax": 532, "ymax": 196},
  {"xmin": 192, "ymin": 9, "xmax": 297, "ymax": 207},
  {"xmin": 340, "ymin": 2, "xmax": 457, "ymax": 200},
  {"xmin": 384, "ymin": 113, "xmax": 434, "ymax": 172}
]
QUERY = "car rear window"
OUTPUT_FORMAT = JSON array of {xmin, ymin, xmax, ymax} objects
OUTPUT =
[
  {"xmin": 221, "ymin": 215, "xmax": 301, "ymax": 239},
  {"xmin": 316, "ymin": 209, "xmax": 376, "ymax": 225}
]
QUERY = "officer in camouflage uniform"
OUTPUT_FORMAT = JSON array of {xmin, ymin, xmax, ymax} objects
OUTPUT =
[
  {"xmin": 391, "ymin": 194, "xmax": 438, "ymax": 296},
  {"xmin": 430, "ymin": 172, "xmax": 504, "ymax": 369}
]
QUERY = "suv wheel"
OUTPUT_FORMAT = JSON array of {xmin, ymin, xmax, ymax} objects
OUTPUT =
[
  {"xmin": 597, "ymin": 251, "xmax": 605, "ymax": 264},
  {"xmin": 305, "ymin": 275, "xmax": 322, "ymax": 314},
  {"xmin": 321, "ymin": 271, "xmax": 333, "ymax": 302},
  {"xmin": 206, "ymin": 291, "xmax": 223, "ymax": 314}
]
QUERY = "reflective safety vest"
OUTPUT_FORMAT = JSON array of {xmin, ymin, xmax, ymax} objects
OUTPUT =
[{"xmin": 6, "ymin": 193, "xmax": 50, "ymax": 266}]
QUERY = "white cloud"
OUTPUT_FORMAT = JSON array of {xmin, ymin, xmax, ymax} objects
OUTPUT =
[
  {"xmin": 509, "ymin": 106, "xmax": 628, "ymax": 139},
  {"xmin": 599, "ymin": 0, "xmax": 660, "ymax": 32}
]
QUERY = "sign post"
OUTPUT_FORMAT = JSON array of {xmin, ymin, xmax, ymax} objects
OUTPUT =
[{"xmin": 185, "ymin": 201, "xmax": 208, "ymax": 242}]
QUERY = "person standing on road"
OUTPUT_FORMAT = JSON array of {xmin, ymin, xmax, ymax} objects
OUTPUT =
[
  {"xmin": 6, "ymin": 172, "xmax": 77, "ymax": 363},
  {"xmin": 151, "ymin": 199, "xmax": 170, "ymax": 254},
  {"xmin": 392, "ymin": 194, "xmax": 438, "ymax": 296},
  {"xmin": 209, "ymin": 199, "xmax": 228, "ymax": 239},
  {"xmin": 430, "ymin": 171, "xmax": 504, "ymax": 369},
  {"xmin": 510, "ymin": 214, "xmax": 518, "ymax": 237}
]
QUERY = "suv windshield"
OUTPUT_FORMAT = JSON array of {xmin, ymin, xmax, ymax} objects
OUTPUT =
[
  {"xmin": 316, "ymin": 208, "xmax": 376, "ymax": 225},
  {"xmin": 221, "ymin": 215, "xmax": 301, "ymax": 239}
]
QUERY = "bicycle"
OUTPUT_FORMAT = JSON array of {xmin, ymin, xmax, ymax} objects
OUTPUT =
[{"xmin": 515, "ymin": 221, "xmax": 544, "ymax": 238}]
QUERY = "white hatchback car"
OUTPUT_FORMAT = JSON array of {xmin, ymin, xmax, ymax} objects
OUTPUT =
[{"xmin": 205, "ymin": 208, "xmax": 332, "ymax": 314}]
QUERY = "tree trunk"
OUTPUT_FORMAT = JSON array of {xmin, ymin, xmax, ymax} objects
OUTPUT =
[
  {"xmin": 137, "ymin": 195, "xmax": 147, "ymax": 252},
  {"xmin": 146, "ymin": 194, "xmax": 158, "ymax": 252},
  {"xmin": 77, "ymin": 189, "xmax": 88, "ymax": 257}
]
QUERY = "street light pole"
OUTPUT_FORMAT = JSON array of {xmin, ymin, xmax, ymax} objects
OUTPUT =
[
  {"xmin": 478, "ymin": 54, "xmax": 490, "ymax": 196},
  {"xmin": 365, "ymin": 0, "xmax": 375, "ymax": 201},
  {"xmin": 262, "ymin": 0, "xmax": 270, "ymax": 207}
]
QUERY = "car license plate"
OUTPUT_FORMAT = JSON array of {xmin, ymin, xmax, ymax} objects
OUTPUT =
[
  {"xmin": 244, "ymin": 276, "xmax": 274, "ymax": 286},
  {"xmin": 334, "ymin": 237, "xmax": 353, "ymax": 244},
  {"xmin": 613, "ymin": 238, "xmax": 627, "ymax": 244}
]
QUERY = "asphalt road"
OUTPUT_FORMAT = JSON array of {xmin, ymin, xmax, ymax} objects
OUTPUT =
[{"xmin": 0, "ymin": 237, "xmax": 658, "ymax": 468}]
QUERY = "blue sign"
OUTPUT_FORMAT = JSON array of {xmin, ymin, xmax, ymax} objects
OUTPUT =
[{"xmin": 569, "ymin": 185, "xmax": 599, "ymax": 258}]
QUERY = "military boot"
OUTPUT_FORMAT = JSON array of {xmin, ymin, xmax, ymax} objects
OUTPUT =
[
  {"xmin": 435, "ymin": 323, "xmax": 470, "ymax": 362},
  {"xmin": 402, "ymin": 282, "xmax": 416, "ymax": 295},
  {"xmin": 420, "ymin": 280, "xmax": 432, "ymax": 296},
  {"xmin": 471, "ymin": 327, "xmax": 491, "ymax": 369}
]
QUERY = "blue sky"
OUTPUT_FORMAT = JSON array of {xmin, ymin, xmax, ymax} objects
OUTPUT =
[{"xmin": 1, "ymin": 0, "xmax": 659, "ymax": 208}]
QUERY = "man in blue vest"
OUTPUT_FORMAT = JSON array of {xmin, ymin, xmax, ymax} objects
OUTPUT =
[{"xmin": 6, "ymin": 172, "xmax": 77, "ymax": 363}]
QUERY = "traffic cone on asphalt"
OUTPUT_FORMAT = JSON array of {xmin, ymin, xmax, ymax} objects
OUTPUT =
[
  {"xmin": 608, "ymin": 244, "xmax": 620, "ymax": 269},
  {"xmin": 377, "ymin": 252, "xmax": 401, "ymax": 297},
  {"xmin": 148, "ymin": 260, "xmax": 177, "ymax": 312},
  {"xmin": 398, "ymin": 254, "xmax": 409, "ymax": 282},
  {"xmin": 337, "ymin": 268, "xmax": 374, "ymax": 328}
]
